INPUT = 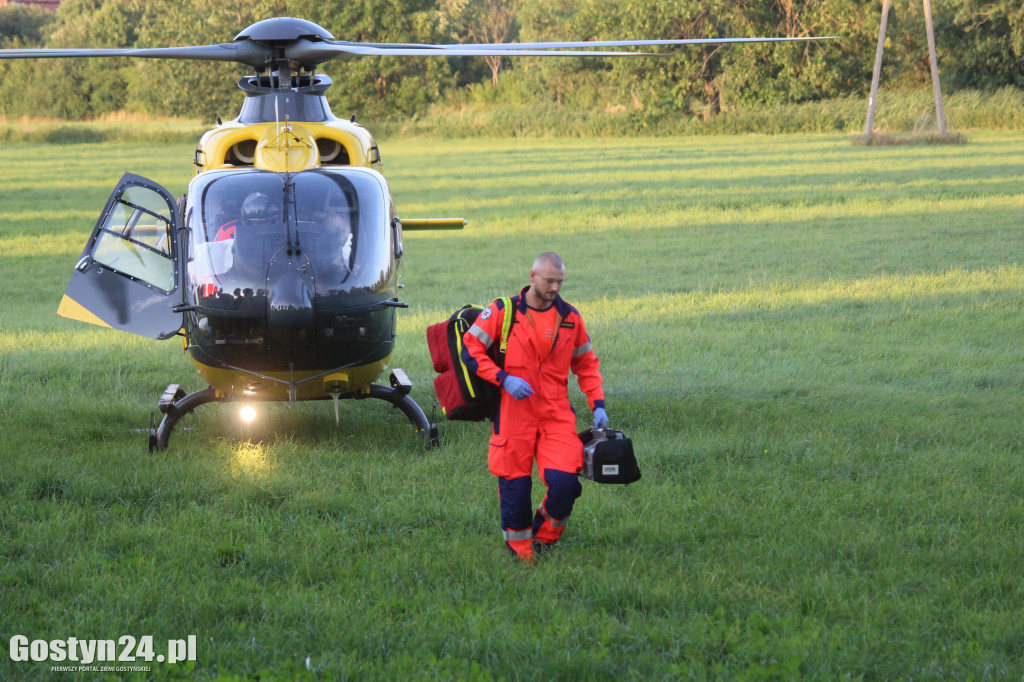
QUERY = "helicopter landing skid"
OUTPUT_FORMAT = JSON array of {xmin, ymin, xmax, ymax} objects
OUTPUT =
[
  {"xmin": 357, "ymin": 369, "xmax": 440, "ymax": 449},
  {"xmin": 148, "ymin": 370, "xmax": 439, "ymax": 451},
  {"xmin": 150, "ymin": 385, "xmax": 226, "ymax": 452}
]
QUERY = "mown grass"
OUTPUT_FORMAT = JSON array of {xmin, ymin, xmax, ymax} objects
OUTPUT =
[{"xmin": 2, "ymin": 132, "xmax": 1024, "ymax": 679}]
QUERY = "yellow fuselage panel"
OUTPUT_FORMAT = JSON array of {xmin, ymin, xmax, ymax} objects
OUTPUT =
[
  {"xmin": 255, "ymin": 122, "xmax": 319, "ymax": 171},
  {"xmin": 192, "ymin": 356, "xmax": 391, "ymax": 401},
  {"xmin": 195, "ymin": 120, "xmax": 381, "ymax": 174}
]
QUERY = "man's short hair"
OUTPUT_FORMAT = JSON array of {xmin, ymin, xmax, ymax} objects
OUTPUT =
[{"xmin": 533, "ymin": 251, "xmax": 564, "ymax": 272}]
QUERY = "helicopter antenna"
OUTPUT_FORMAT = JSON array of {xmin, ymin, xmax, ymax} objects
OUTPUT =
[
  {"xmin": 284, "ymin": 114, "xmax": 298, "ymax": 253},
  {"xmin": 274, "ymin": 93, "xmax": 280, "ymax": 139},
  {"xmin": 283, "ymin": 171, "xmax": 300, "ymax": 255}
]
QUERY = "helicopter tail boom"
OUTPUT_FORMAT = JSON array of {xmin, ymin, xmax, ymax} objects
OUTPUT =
[{"xmin": 400, "ymin": 218, "xmax": 467, "ymax": 230}]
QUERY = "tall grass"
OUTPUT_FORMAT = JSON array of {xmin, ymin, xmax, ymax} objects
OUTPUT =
[
  {"xmin": 378, "ymin": 86, "xmax": 1024, "ymax": 138},
  {"xmin": 0, "ymin": 117, "xmax": 210, "ymax": 144},
  {"xmin": 3, "ymin": 87, "xmax": 1024, "ymax": 143},
  {"xmin": 2, "ymin": 133, "xmax": 1024, "ymax": 679}
]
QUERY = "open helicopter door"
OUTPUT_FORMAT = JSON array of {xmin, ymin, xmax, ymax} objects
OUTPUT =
[{"xmin": 58, "ymin": 173, "xmax": 184, "ymax": 340}]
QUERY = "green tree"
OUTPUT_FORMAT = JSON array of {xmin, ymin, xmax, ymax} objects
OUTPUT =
[
  {"xmin": 936, "ymin": 0, "xmax": 1024, "ymax": 90},
  {"xmin": 517, "ymin": 0, "xmax": 734, "ymax": 117},
  {"xmin": 126, "ymin": 0, "xmax": 287, "ymax": 120},
  {"xmin": 611, "ymin": 0, "xmax": 733, "ymax": 117},
  {"xmin": 3, "ymin": 0, "xmax": 144, "ymax": 118},
  {"xmin": 5, "ymin": 0, "xmax": 1024, "ymax": 123},
  {"xmin": 289, "ymin": 0, "xmax": 453, "ymax": 120},
  {"xmin": 721, "ymin": 0, "xmax": 878, "ymax": 107},
  {"xmin": 0, "ymin": 4, "xmax": 54, "ymax": 48},
  {"xmin": 439, "ymin": 0, "xmax": 521, "ymax": 85},
  {"xmin": 0, "ymin": 5, "xmax": 56, "ymax": 117}
]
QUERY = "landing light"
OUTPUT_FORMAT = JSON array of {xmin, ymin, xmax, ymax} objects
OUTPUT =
[{"xmin": 240, "ymin": 406, "xmax": 257, "ymax": 423}]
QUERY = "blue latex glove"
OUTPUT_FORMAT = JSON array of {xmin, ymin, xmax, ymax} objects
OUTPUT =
[
  {"xmin": 502, "ymin": 375, "xmax": 534, "ymax": 400},
  {"xmin": 593, "ymin": 407, "xmax": 609, "ymax": 429}
]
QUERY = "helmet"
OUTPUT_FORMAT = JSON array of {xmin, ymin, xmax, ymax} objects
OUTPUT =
[{"xmin": 241, "ymin": 192, "xmax": 276, "ymax": 223}]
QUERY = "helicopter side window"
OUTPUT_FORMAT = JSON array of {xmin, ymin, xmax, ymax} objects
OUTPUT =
[{"xmin": 91, "ymin": 186, "xmax": 175, "ymax": 292}]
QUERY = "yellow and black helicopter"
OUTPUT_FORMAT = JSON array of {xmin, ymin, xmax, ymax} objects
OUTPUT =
[{"xmin": 0, "ymin": 17, "xmax": 827, "ymax": 449}]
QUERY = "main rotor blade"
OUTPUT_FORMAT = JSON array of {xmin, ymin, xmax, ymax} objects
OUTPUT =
[
  {"xmin": 0, "ymin": 43, "xmax": 271, "ymax": 69},
  {"xmin": 354, "ymin": 36, "xmax": 836, "ymax": 51},
  {"xmin": 0, "ymin": 33, "xmax": 835, "ymax": 72},
  {"xmin": 288, "ymin": 40, "xmax": 660, "ymax": 65},
  {"xmin": 295, "ymin": 35, "xmax": 834, "ymax": 67}
]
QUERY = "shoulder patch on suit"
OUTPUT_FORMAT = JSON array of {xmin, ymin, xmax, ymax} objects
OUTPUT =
[{"xmin": 481, "ymin": 307, "xmax": 492, "ymax": 320}]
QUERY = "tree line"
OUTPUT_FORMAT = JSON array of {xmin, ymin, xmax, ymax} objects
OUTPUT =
[{"xmin": 0, "ymin": 0, "xmax": 1021, "ymax": 124}]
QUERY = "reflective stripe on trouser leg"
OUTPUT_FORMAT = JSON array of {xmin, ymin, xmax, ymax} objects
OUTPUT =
[
  {"xmin": 533, "ymin": 469, "xmax": 582, "ymax": 544},
  {"xmin": 498, "ymin": 476, "xmax": 534, "ymax": 559},
  {"xmin": 536, "ymin": 502, "xmax": 567, "ymax": 529},
  {"xmin": 502, "ymin": 528, "xmax": 534, "ymax": 542},
  {"xmin": 503, "ymin": 528, "xmax": 535, "ymax": 561},
  {"xmin": 533, "ymin": 502, "xmax": 567, "ymax": 545}
]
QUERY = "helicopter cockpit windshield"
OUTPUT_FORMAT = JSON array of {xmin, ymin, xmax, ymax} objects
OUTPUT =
[{"xmin": 186, "ymin": 167, "xmax": 392, "ymax": 308}]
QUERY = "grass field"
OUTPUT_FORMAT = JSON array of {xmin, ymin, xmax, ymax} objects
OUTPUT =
[{"xmin": 3, "ymin": 131, "xmax": 1024, "ymax": 679}]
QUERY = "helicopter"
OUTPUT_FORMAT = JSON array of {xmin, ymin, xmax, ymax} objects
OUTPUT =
[{"xmin": 0, "ymin": 17, "xmax": 830, "ymax": 449}]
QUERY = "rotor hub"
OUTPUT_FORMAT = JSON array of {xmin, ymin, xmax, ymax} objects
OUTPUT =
[{"xmin": 235, "ymin": 17, "xmax": 335, "ymax": 45}]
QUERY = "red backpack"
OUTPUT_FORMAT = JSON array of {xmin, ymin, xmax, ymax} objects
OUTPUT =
[{"xmin": 426, "ymin": 298, "xmax": 514, "ymax": 421}]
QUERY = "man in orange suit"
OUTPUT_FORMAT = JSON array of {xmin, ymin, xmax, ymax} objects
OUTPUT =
[{"xmin": 462, "ymin": 252, "xmax": 608, "ymax": 563}]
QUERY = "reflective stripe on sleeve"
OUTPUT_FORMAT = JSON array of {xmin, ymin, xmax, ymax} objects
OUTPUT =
[
  {"xmin": 573, "ymin": 341, "xmax": 593, "ymax": 358},
  {"xmin": 503, "ymin": 528, "xmax": 534, "ymax": 542},
  {"xmin": 468, "ymin": 324, "xmax": 494, "ymax": 349}
]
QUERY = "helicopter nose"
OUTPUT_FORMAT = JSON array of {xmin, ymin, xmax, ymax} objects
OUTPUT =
[
  {"xmin": 268, "ymin": 268, "xmax": 314, "ymax": 330},
  {"xmin": 266, "ymin": 254, "xmax": 316, "ymax": 361}
]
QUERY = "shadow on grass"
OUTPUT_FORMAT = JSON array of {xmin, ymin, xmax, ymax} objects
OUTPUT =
[{"xmin": 852, "ymin": 132, "xmax": 969, "ymax": 146}]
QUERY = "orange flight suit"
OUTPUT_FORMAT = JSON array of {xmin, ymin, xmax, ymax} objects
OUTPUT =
[{"xmin": 462, "ymin": 287, "xmax": 605, "ymax": 560}]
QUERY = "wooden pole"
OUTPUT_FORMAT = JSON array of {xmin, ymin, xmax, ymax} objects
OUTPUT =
[
  {"xmin": 865, "ymin": 0, "xmax": 891, "ymax": 135},
  {"xmin": 922, "ymin": 0, "xmax": 947, "ymax": 134}
]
